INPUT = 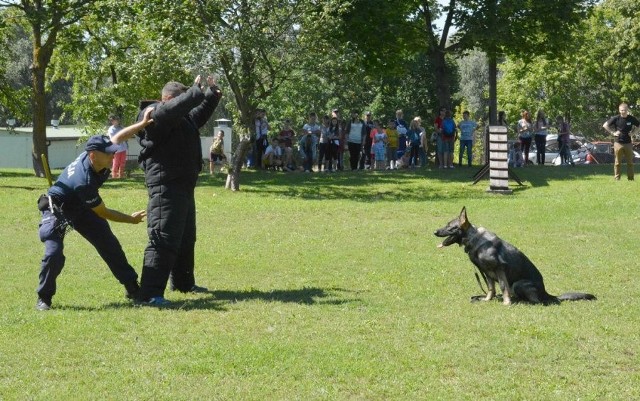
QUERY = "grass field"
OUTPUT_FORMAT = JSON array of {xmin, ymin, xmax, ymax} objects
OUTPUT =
[{"xmin": 0, "ymin": 164, "xmax": 639, "ymax": 400}]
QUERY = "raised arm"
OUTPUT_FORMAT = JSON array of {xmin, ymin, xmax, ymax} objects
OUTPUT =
[
  {"xmin": 189, "ymin": 75, "xmax": 223, "ymax": 128},
  {"xmin": 111, "ymin": 107, "xmax": 154, "ymax": 144}
]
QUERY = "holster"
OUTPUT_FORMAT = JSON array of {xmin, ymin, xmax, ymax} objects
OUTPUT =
[
  {"xmin": 37, "ymin": 194, "xmax": 72, "ymax": 235},
  {"xmin": 37, "ymin": 194, "xmax": 50, "ymax": 212}
]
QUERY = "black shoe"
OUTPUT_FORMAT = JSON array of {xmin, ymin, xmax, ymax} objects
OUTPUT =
[
  {"xmin": 135, "ymin": 296, "xmax": 171, "ymax": 307},
  {"xmin": 124, "ymin": 281, "xmax": 140, "ymax": 300},
  {"xmin": 170, "ymin": 284, "xmax": 209, "ymax": 293},
  {"xmin": 36, "ymin": 298, "xmax": 51, "ymax": 311},
  {"xmin": 189, "ymin": 285, "xmax": 209, "ymax": 293}
]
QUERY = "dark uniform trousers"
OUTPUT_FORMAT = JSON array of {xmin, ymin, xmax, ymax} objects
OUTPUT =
[
  {"xmin": 37, "ymin": 209, "xmax": 138, "ymax": 302},
  {"xmin": 139, "ymin": 182, "xmax": 196, "ymax": 299}
]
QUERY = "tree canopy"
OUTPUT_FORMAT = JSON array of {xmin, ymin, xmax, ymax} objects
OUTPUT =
[
  {"xmin": 496, "ymin": 0, "xmax": 640, "ymax": 138},
  {"xmin": 1, "ymin": 0, "xmax": 637, "ymax": 175}
]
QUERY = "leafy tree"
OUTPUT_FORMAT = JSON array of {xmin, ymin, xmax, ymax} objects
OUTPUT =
[
  {"xmin": 456, "ymin": 49, "xmax": 489, "ymax": 118},
  {"xmin": 0, "ymin": 19, "xmax": 31, "ymax": 125},
  {"xmin": 496, "ymin": 0, "xmax": 640, "ymax": 138},
  {"xmin": 450, "ymin": 0, "xmax": 595, "ymax": 123},
  {"xmin": 0, "ymin": 0, "xmax": 99, "ymax": 176},
  {"xmin": 191, "ymin": 0, "xmax": 323, "ymax": 133},
  {"xmin": 0, "ymin": 16, "xmax": 73, "ymax": 128},
  {"xmin": 310, "ymin": 0, "xmax": 457, "ymax": 124},
  {"xmin": 576, "ymin": 0, "xmax": 640, "ymax": 113},
  {"xmin": 51, "ymin": 0, "xmax": 199, "ymax": 133}
]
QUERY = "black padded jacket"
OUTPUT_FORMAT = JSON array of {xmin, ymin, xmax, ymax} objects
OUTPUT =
[{"xmin": 136, "ymin": 84, "xmax": 222, "ymax": 187}]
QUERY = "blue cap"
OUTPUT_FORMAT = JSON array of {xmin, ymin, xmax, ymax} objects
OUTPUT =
[{"xmin": 85, "ymin": 135, "xmax": 119, "ymax": 154}]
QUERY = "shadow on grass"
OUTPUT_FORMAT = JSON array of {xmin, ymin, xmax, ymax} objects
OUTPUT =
[
  {"xmin": 207, "ymin": 286, "xmax": 357, "ymax": 305},
  {"xmin": 3, "ymin": 164, "xmax": 614, "ymax": 200},
  {"xmin": 198, "ymin": 168, "xmax": 484, "ymax": 203},
  {"xmin": 195, "ymin": 164, "xmax": 615, "ymax": 201},
  {"xmin": 0, "ymin": 170, "xmax": 39, "ymax": 178},
  {"xmin": 56, "ymin": 286, "xmax": 360, "ymax": 312},
  {"xmin": 511, "ymin": 164, "xmax": 613, "ymax": 188},
  {"xmin": 0, "ymin": 184, "xmax": 47, "ymax": 191}
]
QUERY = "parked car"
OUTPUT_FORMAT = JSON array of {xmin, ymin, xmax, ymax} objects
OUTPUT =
[
  {"xmin": 527, "ymin": 134, "xmax": 586, "ymax": 165},
  {"xmin": 587, "ymin": 141, "xmax": 640, "ymax": 164}
]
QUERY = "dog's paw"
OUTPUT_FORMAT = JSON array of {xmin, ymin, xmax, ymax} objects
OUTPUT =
[{"xmin": 470, "ymin": 295, "xmax": 486, "ymax": 303}]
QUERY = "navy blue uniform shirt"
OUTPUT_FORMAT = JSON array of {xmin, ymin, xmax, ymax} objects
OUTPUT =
[{"xmin": 48, "ymin": 152, "xmax": 110, "ymax": 212}]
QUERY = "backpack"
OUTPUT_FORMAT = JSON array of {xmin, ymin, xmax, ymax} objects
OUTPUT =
[{"xmin": 442, "ymin": 118, "xmax": 455, "ymax": 137}]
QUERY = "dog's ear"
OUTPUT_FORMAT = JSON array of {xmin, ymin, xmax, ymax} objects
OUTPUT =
[
  {"xmin": 459, "ymin": 206, "xmax": 471, "ymax": 229},
  {"xmin": 459, "ymin": 206, "xmax": 467, "ymax": 221}
]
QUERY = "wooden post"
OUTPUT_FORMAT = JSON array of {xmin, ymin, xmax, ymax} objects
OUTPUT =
[
  {"xmin": 487, "ymin": 126, "xmax": 512, "ymax": 194},
  {"xmin": 225, "ymin": 137, "xmax": 250, "ymax": 191}
]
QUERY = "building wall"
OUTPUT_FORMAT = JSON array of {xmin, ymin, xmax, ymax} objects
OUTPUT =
[{"xmin": 0, "ymin": 126, "xmax": 228, "ymax": 169}]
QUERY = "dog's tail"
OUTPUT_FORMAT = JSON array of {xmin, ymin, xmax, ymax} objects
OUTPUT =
[{"xmin": 556, "ymin": 292, "xmax": 597, "ymax": 302}]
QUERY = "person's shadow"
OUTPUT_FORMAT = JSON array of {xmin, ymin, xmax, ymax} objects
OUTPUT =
[
  {"xmin": 60, "ymin": 286, "xmax": 359, "ymax": 311},
  {"xmin": 175, "ymin": 286, "xmax": 358, "ymax": 311}
]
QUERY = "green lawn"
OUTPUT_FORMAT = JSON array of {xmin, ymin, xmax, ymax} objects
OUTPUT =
[{"xmin": 0, "ymin": 164, "xmax": 638, "ymax": 400}]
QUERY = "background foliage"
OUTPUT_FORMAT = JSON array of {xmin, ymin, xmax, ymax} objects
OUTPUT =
[{"xmin": 0, "ymin": 0, "xmax": 634, "ymax": 146}]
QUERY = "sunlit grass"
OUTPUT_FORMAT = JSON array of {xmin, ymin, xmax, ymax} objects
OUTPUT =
[{"xmin": 0, "ymin": 164, "xmax": 638, "ymax": 400}]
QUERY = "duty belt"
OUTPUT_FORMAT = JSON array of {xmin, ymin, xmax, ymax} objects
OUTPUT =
[{"xmin": 38, "ymin": 194, "xmax": 73, "ymax": 236}]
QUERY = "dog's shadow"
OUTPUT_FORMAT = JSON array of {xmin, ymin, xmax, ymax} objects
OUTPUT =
[{"xmin": 59, "ymin": 286, "xmax": 360, "ymax": 311}]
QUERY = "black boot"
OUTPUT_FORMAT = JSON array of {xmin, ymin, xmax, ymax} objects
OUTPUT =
[{"xmin": 124, "ymin": 281, "xmax": 140, "ymax": 300}]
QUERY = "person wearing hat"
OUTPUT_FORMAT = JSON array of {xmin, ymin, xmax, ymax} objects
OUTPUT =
[{"xmin": 34, "ymin": 110, "xmax": 154, "ymax": 310}]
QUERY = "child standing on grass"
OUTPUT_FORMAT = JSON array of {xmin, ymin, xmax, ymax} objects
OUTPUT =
[
  {"xmin": 299, "ymin": 132, "xmax": 315, "ymax": 172},
  {"xmin": 371, "ymin": 121, "xmax": 388, "ymax": 170},
  {"xmin": 406, "ymin": 119, "xmax": 422, "ymax": 168},
  {"xmin": 556, "ymin": 115, "xmax": 574, "ymax": 166},
  {"xmin": 385, "ymin": 120, "xmax": 399, "ymax": 169},
  {"xmin": 397, "ymin": 122, "xmax": 408, "ymax": 163},
  {"xmin": 209, "ymin": 130, "xmax": 227, "ymax": 174},
  {"xmin": 508, "ymin": 141, "xmax": 524, "ymax": 167}
]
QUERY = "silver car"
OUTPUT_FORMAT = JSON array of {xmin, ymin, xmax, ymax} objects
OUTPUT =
[{"xmin": 527, "ymin": 134, "xmax": 584, "ymax": 165}]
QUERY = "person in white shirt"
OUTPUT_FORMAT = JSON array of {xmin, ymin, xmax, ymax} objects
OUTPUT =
[
  {"xmin": 345, "ymin": 111, "xmax": 365, "ymax": 170},
  {"xmin": 263, "ymin": 138, "xmax": 284, "ymax": 170}
]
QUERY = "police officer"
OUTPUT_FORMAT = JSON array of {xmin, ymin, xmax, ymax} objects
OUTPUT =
[
  {"xmin": 135, "ymin": 74, "xmax": 222, "ymax": 305},
  {"xmin": 35, "ymin": 113, "xmax": 153, "ymax": 311}
]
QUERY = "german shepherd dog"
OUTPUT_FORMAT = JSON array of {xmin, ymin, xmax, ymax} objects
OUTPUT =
[{"xmin": 434, "ymin": 207, "xmax": 596, "ymax": 305}]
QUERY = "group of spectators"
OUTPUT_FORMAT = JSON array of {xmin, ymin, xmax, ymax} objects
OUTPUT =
[
  {"xmin": 226, "ymin": 102, "xmax": 639, "ymax": 180},
  {"xmin": 506, "ymin": 103, "xmax": 638, "ymax": 181},
  {"xmin": 247, "ymin": 107, "xmax": 480, "ymax": 172},
  {"xmin": 507, "ymin": 109, "xmax": 574, "ymax": 167}
]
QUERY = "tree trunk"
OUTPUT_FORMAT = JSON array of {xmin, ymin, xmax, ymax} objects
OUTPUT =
[
  {"xmin": 487, "ymin": 52, "xmax": 498, "ymax": 125},
  {"xmin": 431, "ymin": 49, "xmax": 451, "ymax": 109},
  {"xmin": 30, "ymin": 50, "xmax": 48, "ymax": 178},
  {"xmin": 225, "ymin": 137, "xmax": 251, "ymax": 191}
]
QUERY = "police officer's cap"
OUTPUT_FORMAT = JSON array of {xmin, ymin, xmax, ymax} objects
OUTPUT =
[{"xmin": 85, "ymin": 135, "xmax": 119, "ymax": 154}]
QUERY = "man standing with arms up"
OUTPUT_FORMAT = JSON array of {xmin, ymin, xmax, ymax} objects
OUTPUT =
[
  {"xmin": 603, "ymin": 102, "xmax": 639, "ymax": 181},
  {"xmin": 135, "ymin": 74, "xmax": 222, "ymax": 305}
]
